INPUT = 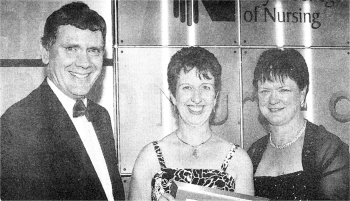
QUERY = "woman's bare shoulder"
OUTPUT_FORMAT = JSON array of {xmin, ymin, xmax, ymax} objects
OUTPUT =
[
  {"xmin": 134, "ymin": 142, "xmax": 158, "ymax": 167},
  {"xmin": 211, "ymin": 134, "xmax": 237, "ymax": 149},
  {"xmin": 158, "ymin": 131, "xmax": 176, "ymax": 142},
  {"xmin": 226, "ymin": 145, "xmax": 253, "ymax": 173},
  {"xmin": 135, "ymin": 133, "xmax": 176, "ymax": 166},
  {"xmin": 211, "ymin": 135, "xmax": 252, "ymax": 171}
]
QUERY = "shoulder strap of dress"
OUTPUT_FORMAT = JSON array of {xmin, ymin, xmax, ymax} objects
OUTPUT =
[
  {"xmin": 152, "ymin": 141, "xmax": 167, "ymax": 169},
  {"xmin": 221, "ymin": 144, "xmax": 239, "ymax": 172}
]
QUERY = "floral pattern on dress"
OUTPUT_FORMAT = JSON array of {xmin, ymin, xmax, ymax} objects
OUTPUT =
[{"xmin": 150, "ymin": 141, "xmax": 238, "ymax": 201}]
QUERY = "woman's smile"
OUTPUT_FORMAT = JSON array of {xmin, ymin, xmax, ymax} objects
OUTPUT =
[{"xmin": 187, "ymin": 105, "xmax": 204, "ymax": 115}]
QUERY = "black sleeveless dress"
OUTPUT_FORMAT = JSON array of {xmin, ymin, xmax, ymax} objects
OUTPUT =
[
  {"xmin": 248, "ymin": 121, "xmax": 350, "ymax": 200},
  {"xmin": 150, "ymin": 141, "xmax": 239, "ymax": 201},
  {"xmin": 254, "ymin": 171, "xmax": 316, "ymax": 200}
]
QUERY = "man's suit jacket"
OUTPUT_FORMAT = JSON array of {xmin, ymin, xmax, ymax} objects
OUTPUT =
[{"xmin": 1, "ymin": 80, "xmax": 125, "ymax": 200}]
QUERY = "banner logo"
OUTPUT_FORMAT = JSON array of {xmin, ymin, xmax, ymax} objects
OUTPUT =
[{"xmin": 173, "ymin": 0, "xmax": 236, "ymax": 26}]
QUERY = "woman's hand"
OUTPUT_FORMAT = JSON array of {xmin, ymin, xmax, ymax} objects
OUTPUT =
[{"xmin": 158, "ymin": 193, "xmax": 175, "ymax": 201}]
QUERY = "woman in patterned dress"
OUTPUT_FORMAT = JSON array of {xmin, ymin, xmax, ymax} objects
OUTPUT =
[{"xmin": 129, "ymin": 47, "xmax": 254, "ymax": 201}]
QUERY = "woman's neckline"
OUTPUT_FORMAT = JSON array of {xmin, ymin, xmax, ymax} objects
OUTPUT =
[{"xmin": 254, "ymin": 170, "xmax": 305, "ymax": 178}]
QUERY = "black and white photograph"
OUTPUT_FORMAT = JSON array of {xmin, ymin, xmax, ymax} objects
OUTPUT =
[{"xmin": 1, "ymin": 0, "xmax": 349, "ymax": 200}]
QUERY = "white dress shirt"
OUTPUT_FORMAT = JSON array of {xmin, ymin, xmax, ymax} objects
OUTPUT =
[{"xmin": 47, "ymin": 78, "xmax": 114, "ymax": 201}]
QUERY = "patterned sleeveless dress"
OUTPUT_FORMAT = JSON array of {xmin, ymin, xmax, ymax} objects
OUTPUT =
[{"xmin": 151, "ymin": 141, "xmax": 239, "ymax": 201}]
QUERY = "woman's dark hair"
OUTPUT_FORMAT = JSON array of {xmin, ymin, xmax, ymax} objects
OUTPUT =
[
  {"xmin": 167, "ymin": 47, "xmax": 222, "ymax": 97},
  {"xmin": 41, "ymin": 1, "xmax": 106, "ymax": 50},
  {"xmin": 253, "ymin": 48, "xmax": 309, "ymax": 95}
]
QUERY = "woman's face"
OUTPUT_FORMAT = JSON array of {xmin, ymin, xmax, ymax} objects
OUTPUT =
[
  {"xmin": 171, "ymin": 68, "xmax": 217, "ymax": 127},
  {"xmin": 257, "ymin": 77, "xmax": 306, "ymax": 127}
]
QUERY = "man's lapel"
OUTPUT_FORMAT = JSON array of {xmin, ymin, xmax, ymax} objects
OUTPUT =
[
  {"xmin": 40, "ymin": 81, "xmax": 101, "ymax": 179},
  {"xmin": 87, "ymin": 99, "xmax": 118, "ymax": 175},
  {"xmin": 87, "ymin": 100, "xmax": 123, "ymax": 198}
]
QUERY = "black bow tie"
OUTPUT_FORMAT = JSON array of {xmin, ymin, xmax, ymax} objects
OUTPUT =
[{"xmin": 73, "ymin": 99, "xmax": 91, "ymax": 121}]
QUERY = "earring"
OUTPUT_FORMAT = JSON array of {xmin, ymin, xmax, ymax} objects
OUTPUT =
[
  {"xmin": 301, "ymin": 101, "xmax": 307, "ymax": 111},
  {"xmin": 173, "ymin": 105, "xmax": 179, "ymax": 115}
]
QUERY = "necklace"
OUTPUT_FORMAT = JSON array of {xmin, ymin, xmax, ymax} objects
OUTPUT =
[
  {"xmin": 176, "ymin": 133, "xmax": 212, "ymax": 158},
  {"xmin": 269, "ymin": 120, "xmax": 306, "ymax": 149}
]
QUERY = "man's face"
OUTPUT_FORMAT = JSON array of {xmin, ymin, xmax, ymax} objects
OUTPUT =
[{"xmin": 42, "ymin": 25, "xmax": 104, "ymax": 99}]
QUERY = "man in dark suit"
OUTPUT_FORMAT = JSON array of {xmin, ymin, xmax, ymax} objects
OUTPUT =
[{"xmin": 1, "ymin": 2, "xmax": 125, "ymax": 200}]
